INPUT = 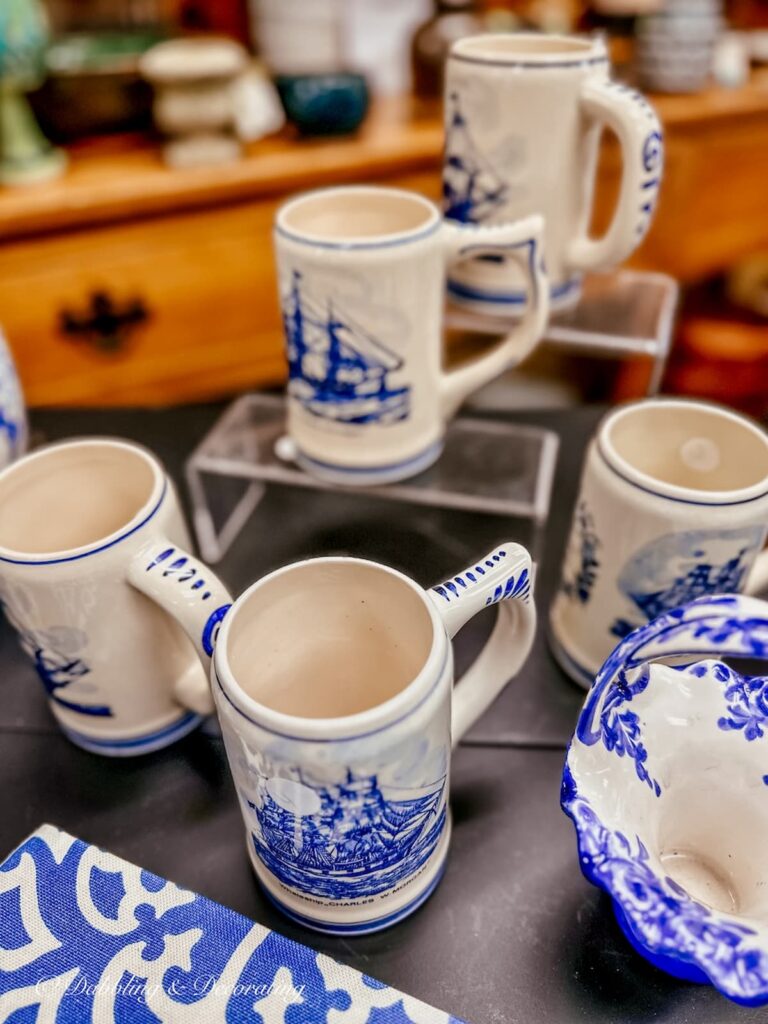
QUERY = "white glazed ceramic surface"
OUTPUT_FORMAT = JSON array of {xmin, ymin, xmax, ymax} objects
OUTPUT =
[
  {"xmin": 212, "ymin": 542, "xmax": 536, "ymax": 933},
  {"xmin": 274, "ymin": 185, "xmax": 549, "ymax": 484},
  {"xmin": 443, "ymin": 33, "xmax": 663, "ymax": 314},
  {"xmin": 0, "ymin": 439, "xmax": 232, "ymax": 755},
  {"xmin": 0, "ymin": 328, "xmax": 27, "ymax": 469},
  {"xmin": 563, "ymin": 592, "xmax": 768, "ymax": 1006},
  {"xmin": 550, "ymin": 399, "xmax": 768, "ymax": 688}
]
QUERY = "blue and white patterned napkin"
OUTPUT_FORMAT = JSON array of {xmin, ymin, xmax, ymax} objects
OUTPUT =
[{"xmin": 0, "ymin": 825, "xmax": 467, "ymax": 1023}]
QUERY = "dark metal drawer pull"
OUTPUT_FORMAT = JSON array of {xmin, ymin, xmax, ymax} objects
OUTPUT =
[{"xmin": 60, "ymin": 291, "xmax": 149, "ymax": 353}]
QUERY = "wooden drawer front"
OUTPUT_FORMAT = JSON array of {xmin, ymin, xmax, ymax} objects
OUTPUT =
[
  {"xmin": 0, "ymin": 169, "xmax": 442, "ymax": 407},
  {"xmin": 0, "ymin": 201, "xmax": 288, "ymax": 407}
]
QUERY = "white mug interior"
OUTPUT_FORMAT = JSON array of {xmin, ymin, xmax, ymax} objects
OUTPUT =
[
  {"xmin": 277, "ymin": 186, "xmax": 439, "ymax": 244},
  {"xmin": 451, "ymin": 32, "xmax": 604, "ymax": 62},
  {"xmin": 0, "ymin": 440, "xmax": 161, "ymax": 557},
  {"xmin": 601, "ymin": 400, "xmax": 768, "ymax": 499},
  {"xmin": 224, "ymin": 560, "xmax": 435, "ymax": 720}
]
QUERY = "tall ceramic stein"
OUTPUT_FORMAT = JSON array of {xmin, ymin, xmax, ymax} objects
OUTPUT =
[
  {"xmin": 274, "ymin": 184, "xmax": 549, "ymax": 485},
  {"xmin": 213, "ymin": 543, "xmax": 536, "ymax": 933},
  {"xmin": 0, "ymin": 439, "xmax": 232, "ymax": 754},
  {"xmin": 443, "ymin": 33, "xmax": 663, "ymax": 314},
  {"xmin": 550, "ymin": 399, "xmax": 768, "ymax": 687}
]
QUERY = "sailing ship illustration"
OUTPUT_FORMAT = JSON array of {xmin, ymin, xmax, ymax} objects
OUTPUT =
[
  {"xmin": 611, "ymin": 546, "xmax": 754, "ymax": 639},
  {"xmin": 443, "ymin": 92, "xmax": 508, "ymax": 224},
  {"xmin": 4, "ymin": 610, "xmax": 111, "ymax": 717},
  {"xmin": 282, "ymin": 272, "xmax": 410, "ymax": 426},
  {"xmin": 249, "ymin": 770, "xmax": 446, "ymax": 900}
]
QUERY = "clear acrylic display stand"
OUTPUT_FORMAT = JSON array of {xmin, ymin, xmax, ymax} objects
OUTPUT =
[
  {"xmin": 186, "ymin": 269, "xmax": 677, "ymax": 564},
  {"xmin": 446, "ymin": 269, "xmax": 678, "ymax": 394},
  {"xmin": 187, "ymin": 395, "xmax": 559, "ymax": 564}
]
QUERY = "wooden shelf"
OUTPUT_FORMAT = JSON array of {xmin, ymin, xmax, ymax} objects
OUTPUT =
[
  {"xmin": 3, "ymin": 72, "xmax": 768, "ymax": 247},
  {"xmin": 0, "ymin": 97, "xmax": 445, "ymax": 241},
  {"xmin": 2, "ymin": 77, "xmax": 768, "ymax": 406}
]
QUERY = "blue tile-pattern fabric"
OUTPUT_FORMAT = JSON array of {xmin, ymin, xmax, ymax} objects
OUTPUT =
[{"xmin": 0, "ymin": 825, "xmax": 467, "ymax": 1023}]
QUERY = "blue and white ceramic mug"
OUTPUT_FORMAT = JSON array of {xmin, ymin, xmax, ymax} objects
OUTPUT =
[
  {"xmin": 444, "ymin": 33, "xmax": 663, "ymax": 314},
  {"xmin": 550, "ymin": 398, "xmax": 768, "ymax": 687},
  {"xmin": 0, "ymin": 439, "xmax": 232, "ymax": 754},
  {"xmin": 274, "ymin": 184, "xmax": 548, "ymax": 485},
  {"xmin": 213, "ymin": 542, "xmax": 536, "ymax": 933},
  {"xmin": 0, "ymin": 327, "xmax": 27, "ymax": 468}
]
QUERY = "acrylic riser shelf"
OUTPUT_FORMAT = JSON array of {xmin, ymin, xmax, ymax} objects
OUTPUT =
[{"xmin": 186, "ymin": 269, "xmax": 677, "ymax": 564}]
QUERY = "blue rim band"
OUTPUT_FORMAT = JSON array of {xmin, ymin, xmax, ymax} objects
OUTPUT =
[
  {"xmin": 449, "ymin": 53, "xmax": 608, "ymax": 69},
  {"xmin": 275, "ymin": 219, "xmax": 441, "ymax": 251},
  {"xmin": 447, "ymin": 276, "xmax": 580, "ymax": 306},
  {"xmin": 257, "ymin": 859, "xmax": 447, "ymax": 935},
  {"xmin": 0, "ymin": 481, "xmax": 168, "ymax": 566},
  {"xmin": 61, "ymin": 710, "xmax": 203, "ymax": 755},
  {"xmin": 294, "ymin": 440, "xmax": 443, "ymax": 479},
  {"xmin": 596, "ymin": 440, "xmax": 768, "ymax": 508}
]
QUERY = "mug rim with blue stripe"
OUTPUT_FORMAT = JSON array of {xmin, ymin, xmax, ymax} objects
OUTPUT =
[
  {"xmin": 598, "ymin": 398, "xmax": 768, "ymax": 506},
  {"xmin": 211, "ymin": 543, "xmax": 537, "ymax": 932}
]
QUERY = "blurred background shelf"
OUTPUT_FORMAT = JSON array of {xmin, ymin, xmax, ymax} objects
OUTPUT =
[{"xmin": 1, "ymin": 75, "xmax": 767, "ymax": 407}]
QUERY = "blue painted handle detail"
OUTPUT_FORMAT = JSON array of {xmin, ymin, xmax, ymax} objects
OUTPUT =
[{"xmin": 128, "ymin": 537, "xmax": 234, "ymax": 716}]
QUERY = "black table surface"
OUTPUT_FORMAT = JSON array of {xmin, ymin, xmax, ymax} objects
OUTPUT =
[{"xmin": 1, "ymin": 404, "xmax": 760, "ymax": 1024}]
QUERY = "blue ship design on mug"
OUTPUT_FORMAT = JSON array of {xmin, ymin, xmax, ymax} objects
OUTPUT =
[
  {"xmin": 281, "ymin": 270, "xmax": 411, "ymax": 427},
  {"xmin": 559, "ymin": 500, "xmax": 600, "ymax": 606},
  {"xmin": 442, "ymin": 92, "xmax": 508, "ymax": 225},
  {"xmin": 610, "ymin": 527, "xmax": 764, "ymax": 639},
  {"xmin": 247, "ymin": 770, "xmax": 446, "ymax": 901}
]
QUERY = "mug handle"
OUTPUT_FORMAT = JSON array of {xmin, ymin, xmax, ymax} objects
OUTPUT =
[
  {"xmin": 428, "ymin": 543, "xmax": 537, "ymax": 746},
  {"xmin": 567, "ymin": 81, "xmax": 663, "ymax": 274},
  {"xmin": 126, "ymin": 539, "xmax": 233, "ymax": 716},
  {"xmin": 439, "ymin": 215, "xmax": 549, "ymax": 419}
]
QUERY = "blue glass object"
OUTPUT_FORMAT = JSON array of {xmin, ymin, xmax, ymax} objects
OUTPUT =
[{"xmin": 276, "ymin": 72, "xmax": 369, "ymax": 137}]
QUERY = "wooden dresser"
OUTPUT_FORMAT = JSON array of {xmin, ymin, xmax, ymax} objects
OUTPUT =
[{"xmin": 1, "ymin": 78, "xmax": 767, "ymax": 407}]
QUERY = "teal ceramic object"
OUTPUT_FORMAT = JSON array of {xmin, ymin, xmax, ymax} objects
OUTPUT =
[
  {"xmin": 0, "ymin": 0, "xmax": 66, "ymax": 186},
  {"xmin": 276, "ymin": 73, "xmax": 369, "ymax": 136}
]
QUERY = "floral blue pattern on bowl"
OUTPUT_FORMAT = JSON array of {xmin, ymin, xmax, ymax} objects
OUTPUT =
[{"xmin": 562, "ymin": 592, "xmax": 768, "ymax": 1006}]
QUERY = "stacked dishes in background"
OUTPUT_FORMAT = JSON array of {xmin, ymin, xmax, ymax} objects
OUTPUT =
[{"xmin": 636, "ymin": 0, "xmax": 723, "ymax": 94}]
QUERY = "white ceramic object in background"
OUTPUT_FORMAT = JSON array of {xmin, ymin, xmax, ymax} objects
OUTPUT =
[
  {"xmin": 550, "ymin": 398, "xmax": 768, "ymax": 687},
  {"xmin": 443, "ymin": 33, "xmax": 663, "ymax": 315},
  {"xmin": 0, "ymin": 439, "xmax": 232, "ymax": 754},
  {"xmin": 636, "ymin": 0, "xmax": 723, "ymax": 94},
  {"xmin": 252, "ymin": 0, "xmax": 345, "ymax": 76},
  {"xmin": 274, "ymin": 185, "xmax": 549, "ymax": 485},
  {"xmin": 213, "ymin": 542, "xmax": 536, "ymax": 933},
  {"xmin": 563, "ymin": 592, "xmax": 768, "ymax": 1006},
  {"xmin": 139, "ymin": 38, "xmax": 249, "ymax": 168},
  {"xmin": 0, "ymin": 328, "xmax": 27, "ymax": 468}
]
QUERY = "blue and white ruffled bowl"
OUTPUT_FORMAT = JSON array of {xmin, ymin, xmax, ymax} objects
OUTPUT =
[{"xmin": 562, "ymin": 593, "xmax": 768, "ymax": 1007}]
